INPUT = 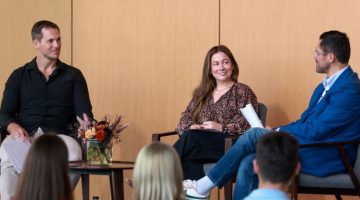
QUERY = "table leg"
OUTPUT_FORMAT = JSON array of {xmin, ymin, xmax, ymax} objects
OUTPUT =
[
  {"xmin": 109, "ymin": 170, "xmax": 124, "ymax": 200},
  {"xmin": 81, "ymin": 174, "xmax": 90, "ymax": 200}
]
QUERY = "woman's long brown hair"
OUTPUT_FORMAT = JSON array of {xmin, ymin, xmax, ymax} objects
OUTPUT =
[{"xmin": 15, "ymin": 134, "xmax": 73, "ymax": 200}]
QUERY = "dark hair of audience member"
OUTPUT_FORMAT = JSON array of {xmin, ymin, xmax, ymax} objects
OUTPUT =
[
  {"xmin": 256, "ymin": 131, "xmax": 299, "ymax": 183},
  {"xmin": 15, "ymin": 134, "xmax": 73, "ymax": 200}
]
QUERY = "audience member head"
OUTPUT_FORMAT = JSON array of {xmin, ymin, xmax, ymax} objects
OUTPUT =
[
  {"xmin": 254, "ymin": 131, "xmax": 300, "ymax": 188},
  {"xmin": 31, "ymin": 20, "xmax": 60, "ymax": 41},
  {"xmin": 133, "ymin": 142, "xmax": 183, "ymax": 200},
  {"xmin": 191, "ymin": 45, "xmax": 239, "ymax": 120},
  {"xmin": 318, "ymin": 30, "xmax": 350, "ymax": 65},
  {"xmin": 15, "ymin": 134, "xmax": 73, "ymax": 200}
]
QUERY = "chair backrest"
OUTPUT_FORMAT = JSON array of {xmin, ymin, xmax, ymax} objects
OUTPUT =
[{"xmin": 258, "ymin": 103, "xmax": 267, "ymax": 126}]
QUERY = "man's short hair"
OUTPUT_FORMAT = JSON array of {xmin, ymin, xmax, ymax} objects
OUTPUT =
[
  {"xmin": 31, "ymin": 20, "xmax": 60, "ymax": 41},
  {"xmin": 319, "ymin": 30, "xmax": 351, "ymax": 64},
  {"xmin": 256, "ymin": 131, "xmax": 298, "ymax": 184}
]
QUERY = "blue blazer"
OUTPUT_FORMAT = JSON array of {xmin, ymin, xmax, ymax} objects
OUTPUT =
[{"xmin": 280, "ymin": 67, "xmax": 360, "ymax": 176}]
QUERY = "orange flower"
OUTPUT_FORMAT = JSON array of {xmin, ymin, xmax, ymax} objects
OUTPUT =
[
  {"xmin": 96, "ymin": 124, "xmax": 106, "ymax": 130},
  {"xmin": 95, "ymin": 129, "xmax": 106, "ymax": 141}
]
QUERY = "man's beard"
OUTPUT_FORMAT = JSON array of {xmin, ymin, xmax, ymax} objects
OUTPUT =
[{"xmin": 316, "ymin": 64, "xmax": 329, "ymax": 74}]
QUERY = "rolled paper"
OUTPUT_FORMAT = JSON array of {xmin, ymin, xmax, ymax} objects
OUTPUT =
[{"xmin": 240, "ymin": 104, "xmax": 264, "ymax": 128}]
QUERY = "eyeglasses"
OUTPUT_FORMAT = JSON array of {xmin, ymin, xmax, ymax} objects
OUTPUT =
[{"xmin": 314, "ymin": 49, "xmax": 328, "ymax": 57}]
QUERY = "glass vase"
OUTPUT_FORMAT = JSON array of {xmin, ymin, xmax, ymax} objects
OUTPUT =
[{"xmin": 87, "ymin": 139, "xmax": 112, "ymax": 165}]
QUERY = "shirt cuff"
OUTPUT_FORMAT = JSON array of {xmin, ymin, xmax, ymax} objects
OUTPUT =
[{"xmin": 272, "ymin": 126, "xmax": 280, "ymax": 132}]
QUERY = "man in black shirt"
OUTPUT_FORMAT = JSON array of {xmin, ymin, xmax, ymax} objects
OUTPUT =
[{"xmin": 0, "ymin": 20, "xmax": 93, "ymax": 200}]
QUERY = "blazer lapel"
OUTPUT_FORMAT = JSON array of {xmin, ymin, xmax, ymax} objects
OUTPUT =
[
  {"xmin": 302, "ymin": 67, "xmax": 353, "ymax": 121},
  {"xmin": 300, "ymin": 83, "xmax": 324, "ymax": 121}
]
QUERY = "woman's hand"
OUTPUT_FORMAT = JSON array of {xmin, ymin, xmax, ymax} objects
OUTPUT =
[
  {"xmin": 201, "ymin": 121, "xmax": 223, "ymax": 132},
  {"xmin": 190, "ymin": 124, "xmax": 204, "ymax": 130}
]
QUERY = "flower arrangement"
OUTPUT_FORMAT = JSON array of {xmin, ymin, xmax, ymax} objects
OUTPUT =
[{"xmin": 77, "ymin": 113, "xmax": 128, "ymax": 165}]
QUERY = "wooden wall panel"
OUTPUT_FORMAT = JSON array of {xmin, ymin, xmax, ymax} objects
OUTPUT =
[
  {"xmin": 0, "ymin": 0, "xmax": 72, "ymax": 101},
  {"xmin": 73, "ymin": 0, "xmax": 218, "ymax": 199},
  {"xmin": 221, "ymin": 1, "xmax": 360, "ymax": 199},
  {"xmin": 2, "ymin": 0, "xmax": 360, "ymax": 199}
]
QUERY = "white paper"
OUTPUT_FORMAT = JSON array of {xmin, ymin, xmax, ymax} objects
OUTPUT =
[
  {"xmin": 240, "ymin": 104, "xmax": 264, "ymax": 128},
  {"xmin": 2, "ymin": 137, "xmax": 31, "ymax": 173}
]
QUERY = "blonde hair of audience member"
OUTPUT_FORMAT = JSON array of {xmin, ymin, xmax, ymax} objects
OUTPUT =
[
  {"xmin": 133, "ymin": 142, "xmax": 184, "ymax": 200},
  {"xmin": 15, "ymin": 134, "xmax": 73, "ymax": 200}
]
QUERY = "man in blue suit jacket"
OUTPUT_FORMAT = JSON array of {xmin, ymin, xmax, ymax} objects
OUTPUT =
[{"xmin": 183, "ymin": 30, "xmax": 360, "ymax": 200}]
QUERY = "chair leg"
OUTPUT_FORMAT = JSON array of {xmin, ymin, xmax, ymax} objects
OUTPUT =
[
  {"xmin": 81, "ymin": 174, "xmax": 90, "ymax": 200},
  {"xmin": 290, "ymin": 176, "xmax": 298, "ymax": 200},
  {"xmin": 217, "ymin": 188, "xmax": 220, "ymax": 200},
  {"xmin": 335, "ymin": 194, "xmax": 342, "ymax": 200},
  {"xmin": 291, "ymin": 186, "xmax": 298, "ymax": 200},
  {"xmin": 224, "ymin": 181, "xmax": 232, "ymax": 200}
]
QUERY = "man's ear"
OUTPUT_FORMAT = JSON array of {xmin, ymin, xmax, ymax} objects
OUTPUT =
[
  {"xmin": 328, "ymin": 52, "xmax": 336, "ymax": 63},
  {"xmin": 253, "ymin": 159, "xmax": 260, "ymax": 175},
  {"xmin": 33, "ymin": 39, "xmax": 40, "ymax": 48}
]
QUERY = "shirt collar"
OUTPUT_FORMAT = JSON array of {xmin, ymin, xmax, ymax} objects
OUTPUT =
[
  {"xmin": 25, "ymin": 57, "xmax": 64, "ymax": 72},
  {"xmin": 322, "ymin": 66, "xmax": 349, "ymax": 91},
  {"xmin": 248, "ymin": 188, "xmax": 288, "ymax": 199}
]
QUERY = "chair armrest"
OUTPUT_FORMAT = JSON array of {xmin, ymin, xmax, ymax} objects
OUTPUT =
[{"xmin": 152, "ymin": 131, "xmax": 178, "ymax": 142}]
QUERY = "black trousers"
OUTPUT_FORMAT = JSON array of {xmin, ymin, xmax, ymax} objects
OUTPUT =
[{"xmin": 174, "ymin": 129, "xmax": 230, "ymax": 180}]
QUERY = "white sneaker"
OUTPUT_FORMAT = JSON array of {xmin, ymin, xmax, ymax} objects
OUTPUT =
[
  {"xmin": 183, "ymin": 179, "xmax": 197, "ymax": 190},
  {"xmin": 183, "ymin": 180, "xmax": 209, "ymax": 200},
  {"xmin": 185, "ymin": 189, "xmax": 209, "ymax": 199}
]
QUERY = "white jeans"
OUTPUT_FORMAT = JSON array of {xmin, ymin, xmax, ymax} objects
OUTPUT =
[{"xmin": 0, "ymin": 129, "xmax": 82, "ymax": 200}]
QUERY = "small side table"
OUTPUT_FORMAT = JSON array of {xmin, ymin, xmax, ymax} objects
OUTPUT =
[{"xmin": 69, "ymin": 160, "xmax": 134, "ymax": 200}]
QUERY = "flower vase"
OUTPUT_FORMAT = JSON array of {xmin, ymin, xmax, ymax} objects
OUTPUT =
[{"xmin": 87, "ymin": 139, "xmax": 112, "ymax": 165}]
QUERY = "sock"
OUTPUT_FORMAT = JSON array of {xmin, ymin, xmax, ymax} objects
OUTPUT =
[{"xmin": 196, "ymin": 176, "xmax": 215, "ymax": 195}]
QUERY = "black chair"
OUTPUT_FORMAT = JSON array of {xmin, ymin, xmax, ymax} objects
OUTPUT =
[{"xmin": 290, "ymin": 140, "xmax": 360, "ymax": 200}]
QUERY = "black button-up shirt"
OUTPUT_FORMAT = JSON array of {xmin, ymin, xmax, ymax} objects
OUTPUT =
[{"xmin": 0, "ymin": 58, "xmax": 93, "ymax": 135}]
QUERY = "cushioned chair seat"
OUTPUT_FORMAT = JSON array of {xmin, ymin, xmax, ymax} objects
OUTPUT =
[{"xmin": 299, "ymin": 173, "xmax": 356, "ymax": 189}]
